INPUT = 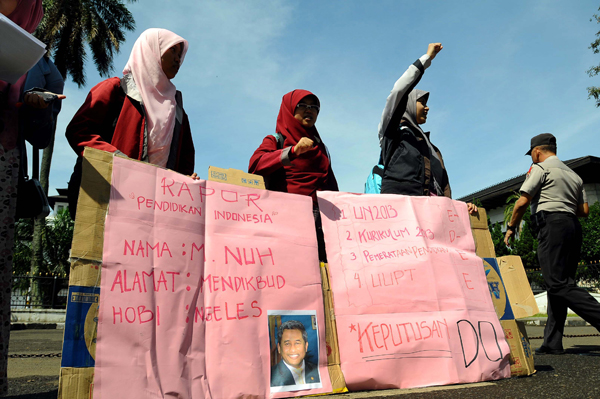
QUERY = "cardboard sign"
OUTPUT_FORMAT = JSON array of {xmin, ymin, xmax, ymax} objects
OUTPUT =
[
  {"xmin": 469, "ymin": 208, "xmax": 496, "ymax": 258},
  {"xmin": 497, "ymin": 256, "xmax": 539, "ymax": 318},
  {"xmin": 94, "ymin": 157, "xmax": 331, "ymax": 398},
  {"xmin": 316, "ymin": 192, "xmax": 511, "ymax": 390},
  {"xmin": 483, "ymin": 258, "xmax": 515, "ymax": 321}
]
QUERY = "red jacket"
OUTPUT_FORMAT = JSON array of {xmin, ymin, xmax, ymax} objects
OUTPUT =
[
  {"xmin": 248, "ymin": 134, "xmax": 338, "ymax": 205},
  {"xmin": 66, "ymin": 77, "xmax": 195, "ymax": 175}
]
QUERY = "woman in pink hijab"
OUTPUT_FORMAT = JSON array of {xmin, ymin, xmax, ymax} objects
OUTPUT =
[{"xmin": 66, "ymin": 28, "xmax": 197, "ymax": 218}]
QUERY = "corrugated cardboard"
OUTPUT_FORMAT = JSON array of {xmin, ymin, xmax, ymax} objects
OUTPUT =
[
  {"xmin": 323, "ymin": 288, "xmax": 341, "ymax": 366},
  {"xmin": 501, "ymin": 320, "xmax": 535, "ymax": 376},
  {"xmin": 70, "ymin": 148, "xmax": 114, "ymax": 267},
  {"xmin": 207, "ymin": 166, "xmax": 265, "ymax": 189},
  {"xmin": 472, "ymin": 229, "xmax": 496, "ymax": 258},
  {"xmin": 469, "ymin": 208, "xmax": 496, "ymax": 259},
  {"xmin": 497, "ymin": 256, "xmax": 539, "ymax": 318},
  {"xmin": 327, "ymin": 365, "xmax": 348, "ymax": 393},
  {"xmin": 58, "ymin": 367, "xmax": 94, "ymax": 399},
  {"xmin": 483, "ymin": 258, "xmax": 515, "ymax": 320},
  {"xmin": 60, "ymin": 148, "xmax": 114, "ymax": 398},
  {"xmin": 320, "ymin": 261, "xmax": 347, "ymax": 393},
  {"xmin": 69, "ymin": 259, "xmax": 102, "ymax": 288},
  {"xmin": 469, "ymin": 207, "xmax": 489, "ymax": 230},
  {"xmin": 320, "ymin": 262, "xmax": 330, "ymax": 291}
]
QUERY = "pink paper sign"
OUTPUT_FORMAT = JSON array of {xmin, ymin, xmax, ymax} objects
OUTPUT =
[
  {"xmin": 317, "ymin": 192, "xmax": 511, "ymax": 390},
  {"xmin": 94, "ymin": 157, "xmax": 331, "ymax": 398}
]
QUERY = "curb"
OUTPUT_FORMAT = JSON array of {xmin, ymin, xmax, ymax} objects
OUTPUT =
[
  {"xmin": 520, "ymin": 317, "xmax": 590, "ymax": 327},
  {"xmin": 11, "ymin": 322, "xmax": 65, "ymax": 330}
]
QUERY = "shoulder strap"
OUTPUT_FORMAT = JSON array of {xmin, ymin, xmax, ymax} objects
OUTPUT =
[
  {"xmin": 272, "ymin": 133, "xmax": 284, "ymax": 149},
  {"xmin": 372, "ymin": 164, "xmax": 384, "ymax": 177}
]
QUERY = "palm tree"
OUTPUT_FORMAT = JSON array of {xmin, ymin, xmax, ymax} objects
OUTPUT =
[
  {"xmin": 503, "ymin": 191, "xmax": 521, "ymax": 231},
  {"xmin": 35, "ymin": 0, "xmax": 138, "ymax": 87},
  {"xmin": 28, "ymin": 0, "xmax": 138, "ymax": 280}
]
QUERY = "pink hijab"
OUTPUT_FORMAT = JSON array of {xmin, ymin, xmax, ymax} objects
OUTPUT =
[
  {"xmin": 0, "ymin": 0, "xmax": 44, "ymax": 150},
  {"xmin": 123, "ymin": 28, "xmax": 188, "ymax": 167}
]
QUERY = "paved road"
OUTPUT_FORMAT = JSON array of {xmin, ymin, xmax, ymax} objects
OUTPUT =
[{"xmin": 5, "ymin": 326, "xmax": 600, "ymax": 398}]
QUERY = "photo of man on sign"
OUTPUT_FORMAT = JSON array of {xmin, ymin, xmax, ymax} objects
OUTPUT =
[{"xmin": 269, "ymin": 313, "xmax": 321, "ymax": 392}]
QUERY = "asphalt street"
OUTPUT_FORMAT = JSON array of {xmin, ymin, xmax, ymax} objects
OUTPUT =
[{"xmin": 5, "ymin": 326, "xmax": 600, "ymax": 398}]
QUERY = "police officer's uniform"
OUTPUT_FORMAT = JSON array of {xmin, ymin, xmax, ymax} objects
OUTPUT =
[{"xmin": 520, "ymin": 155, "xmax": 600, "ymax": 351}]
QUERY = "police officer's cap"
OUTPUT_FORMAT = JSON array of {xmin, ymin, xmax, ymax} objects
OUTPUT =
[{"xmin": 526, "ymin": 133, "xmax": 556, "ymax": 156}]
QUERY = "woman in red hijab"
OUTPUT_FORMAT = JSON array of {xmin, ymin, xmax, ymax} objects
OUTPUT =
[{"xmin": 249, "ymin": 90, "xmax": 338, "ymax": 261}]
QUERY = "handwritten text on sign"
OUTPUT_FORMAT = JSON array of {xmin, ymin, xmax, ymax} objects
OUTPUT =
[
  {"xmin": 94, "ymin": 157, "xmax": 331, "ymax": 399},
  {"xmin": 317, "ymin": 192, "xmax": 510, "ymax": 390}
]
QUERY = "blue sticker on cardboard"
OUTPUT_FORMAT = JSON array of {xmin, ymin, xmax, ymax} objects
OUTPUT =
[
  {"xmin": 61, "ymin": 285, "xmax": 100, "ymax": 367},
  {"xmin": 483, "ymin": 258, "xmax": 515, "ymax": 320}
]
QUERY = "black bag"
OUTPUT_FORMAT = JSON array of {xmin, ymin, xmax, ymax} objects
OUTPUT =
[{"xmin": 16, "ymin": 138, "xmax": 51, "ymax": 219}]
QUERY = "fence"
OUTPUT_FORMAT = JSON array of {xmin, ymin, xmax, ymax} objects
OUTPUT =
[
  {"xmin": 11, "ymin": 274, "xmax": 70, "ymax": 309},
  {"xmin": 526, "ymin": 262, "xmax": 600, "ymax": 294},
  {"xmin": 11, "ymin": 263, "xmax": 600, "ymax": 308}
]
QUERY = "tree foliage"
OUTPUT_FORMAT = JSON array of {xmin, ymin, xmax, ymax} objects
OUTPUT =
[
  {"xmin": 13, "ymin": 219, "xmax": 34, "ymax": 276},
  {"xmin": 34, "ymin": 0, "xmax": 138, "ymax": 87},
  {"xmin": 490, "ymin": 221, "xmax": 513, "ymax": 257},
  {"xmin": 588, "ymin": 7, "xmax": 600, "ymax": 107},
  {"xmin": 581, "ymin": 201, "xmax": 600, "ymax": 262},
  {"xmin": 503, "ymin": 192, "xmax": 521, "ymax": 229},
  {"xmin": 13, "ymin": 209, "xmax": 74, "ymax": 276},
  {"xmin": 509, "ymin": 207, "xmax": 539, "ymax": 270}
]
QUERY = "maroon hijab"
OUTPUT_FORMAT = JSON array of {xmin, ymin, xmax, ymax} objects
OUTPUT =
[
  {"xmin": 0, "ymin": 0, "xmax": 44, "ymax": 150},
  {"xmin": 8, "ymin": 0, "xmax": 44, "ymax": 33},
  {"xmin": 276, "ymin": 89, "xmax": 338, "ymax": 201}
]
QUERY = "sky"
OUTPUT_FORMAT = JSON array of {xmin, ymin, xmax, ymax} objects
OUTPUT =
[{"xmin": 45, "ymin": 0, "xmax": 600, "ymax": 204}]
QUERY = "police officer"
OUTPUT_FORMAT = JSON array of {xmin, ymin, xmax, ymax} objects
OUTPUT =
[{"xmin": 504, "ymin": 133, "xmax": 600, "ymax": 354}]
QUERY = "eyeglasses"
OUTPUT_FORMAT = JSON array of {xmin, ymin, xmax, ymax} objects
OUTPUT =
[{"xmin": 296, "ymin": 103, "xmax": 320, "ymax": 113}]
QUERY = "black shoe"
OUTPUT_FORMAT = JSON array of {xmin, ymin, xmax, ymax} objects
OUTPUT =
[{"xmin": 535, "ymin": 346, "xmax": 565, "ymax": 355}]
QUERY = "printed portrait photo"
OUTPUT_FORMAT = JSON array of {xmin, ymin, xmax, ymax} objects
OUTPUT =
[{"xmin": 268, "ymin": 310, "xmax": 322, "ymax": 393}]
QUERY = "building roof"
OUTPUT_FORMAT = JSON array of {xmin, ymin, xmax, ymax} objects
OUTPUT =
[
  {"xmin": 48, "ymin": 188, "xmax": 68, "ymax": 209},
  {"xmin": 457, "ymin": 156, "xmax": 600, "ymax": 210}
]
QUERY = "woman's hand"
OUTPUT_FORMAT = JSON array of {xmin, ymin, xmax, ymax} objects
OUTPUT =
[
  {"xmin": 427, "ymin": 43, "xmax": 443, "ymax": 60},
  {"xmin": 23, "ymin": 91, "xmax": 66, "ymax": 109},
  {"xmin": 466, "ymin": 202, "xmax": 478, "ymax": 215},
  {"xmin": 293, "ymin": 137, "xmax": 314, "ymax": 156},
  {"xmin": 189, "ymin": 172, "xmax": 200, "ymax": 180}
]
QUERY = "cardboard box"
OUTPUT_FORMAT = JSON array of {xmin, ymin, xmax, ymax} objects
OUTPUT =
[
  {"xmin": 501, "ymin": 319, "xmax": 535, "ymax": 376},
  {"xmin": 483, "ymin": 258, "xmax": 515, "ymax": 320},
  {"xmin": 469, "ymin": 208, "xmax": 496, "ymax": 259},
  {"xmin": 207, "ymin": 166, "xmax": 265, "ymax": 189},
  {"xmin": 60, "ymin": 148, "xmax": 114, "ymax": 398},
  {"xmin": 497, "ymin": 256, "xmax": 539, "ymax": 318},
  {"xmin": 472, "ymin": 229, "xmax": 496, "ymax": 259},
  {"xmin": 327, "ymin": 364, "xmax": 348, "ymax": 393},
  {"xmin": 320, "ymin": 262, "xmax": 330, "ymax": 291},
  {"xmin": 323, "ymin": 288, "xmax": 341, "ymax": 366},
  {"xmin": 58, "ymin": 367, "xmax": 94, "ymax": 399},
  {"xmin": 469, "ymin": 207, "xmax": 489, "ymax": 230},
  {"xmin": 323, "ymin": 288, "xmax": 346, "ymax": 392},
  {"xmin": 70, "ymin": 148, "xmax": 114, "ymax": 267}
]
